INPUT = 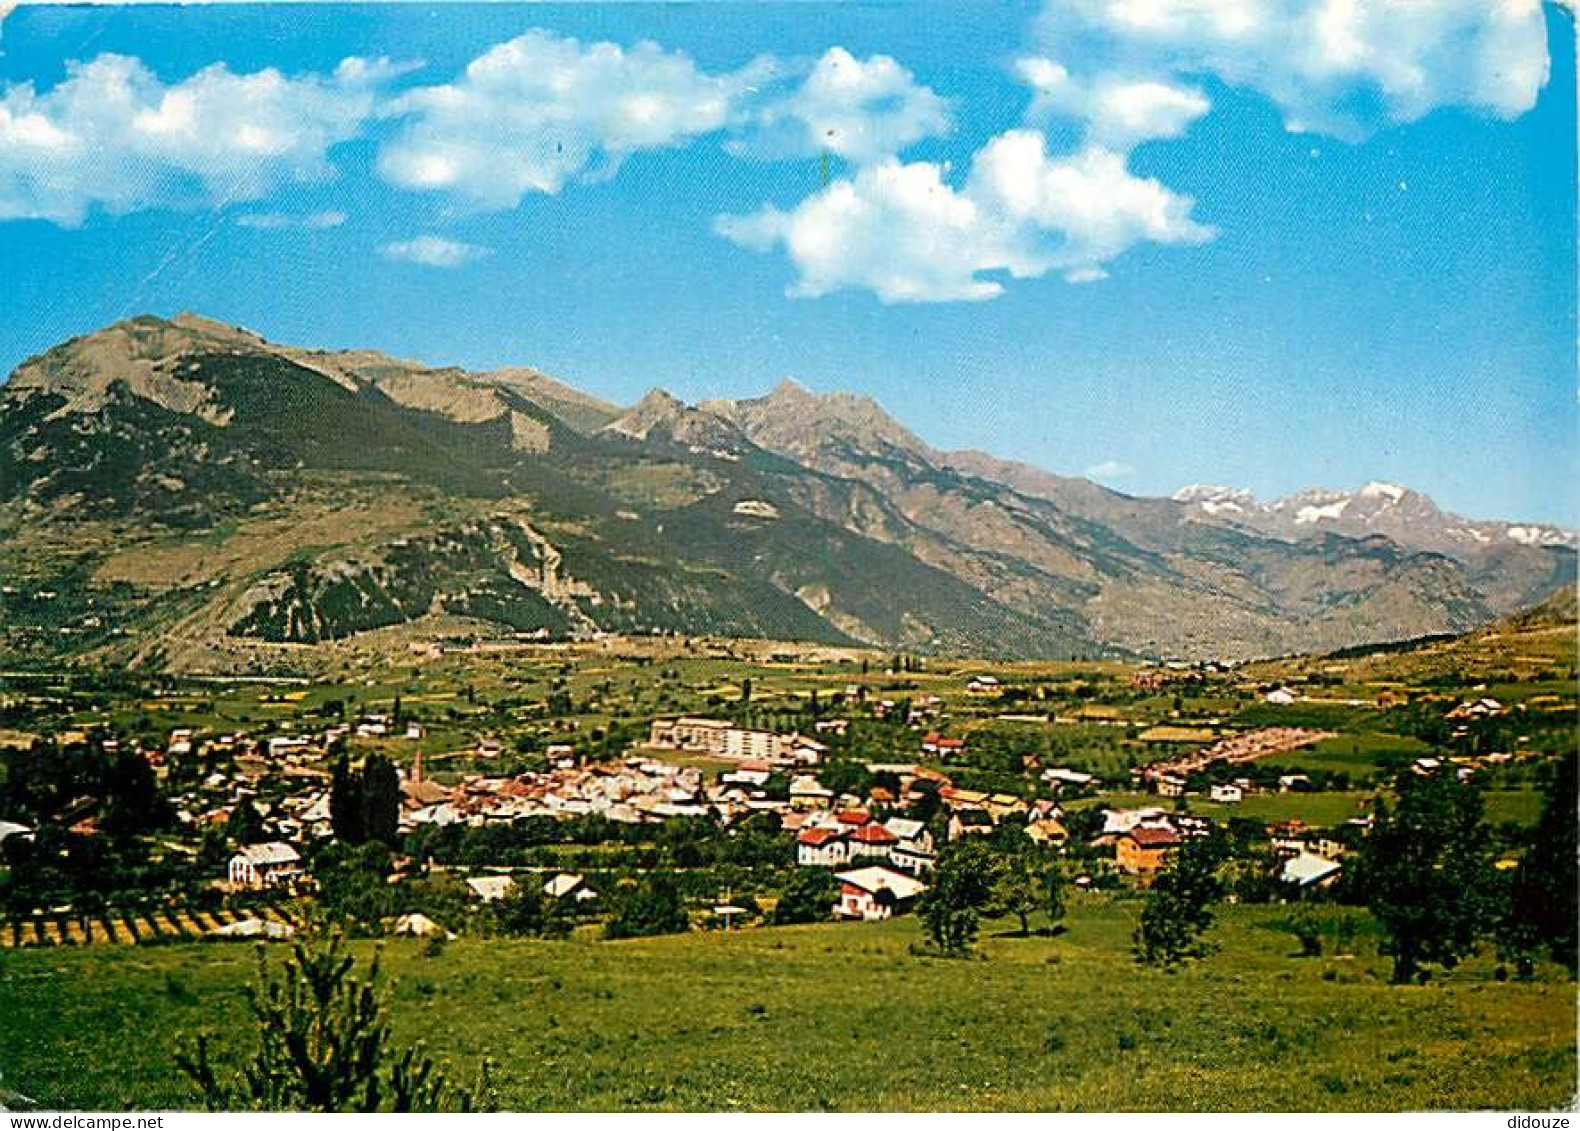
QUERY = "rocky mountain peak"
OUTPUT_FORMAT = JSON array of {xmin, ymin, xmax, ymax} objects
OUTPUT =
[
  {"xmin": 4, "ymin": 312, "xmax": 269, "ymax": 424},
  {"xmin": 704, "ymin": 379, "xmax": 930, "ymax": 470},
  {"xmin": 601, "ymin": 388, "xmax": 747, "ymax": 452},
  {"xmin": 1174, "ymin": 480, "xmax": 1575, "ymax": 551}
]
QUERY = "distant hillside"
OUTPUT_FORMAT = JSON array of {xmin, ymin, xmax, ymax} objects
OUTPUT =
[
  {"xmin": 1500, "ymin": 584, "xmax": 1579, "ymax": 631},
  {"xmin": 0, "ymin": 314, "xmax": 1571, "ymax": 671}
]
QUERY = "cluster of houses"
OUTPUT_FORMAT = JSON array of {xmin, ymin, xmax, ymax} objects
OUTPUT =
[
  {"xmin": 794, "ymin": 810, "xmax": 935, "ymax": 872},
  {"xmin": 1090, "ymin": 803, "xmax": 1353, "ymax": 890},
  {"xmin": 56, "ymin": 700, "xmax": 1403, "ymax": 919},
  {"xmin": 394, "ymin": 753, "xmax": 718, "ymax": 830},
  {"xmin": 463, "ymin": 871, "xmax": 597, "ymax": 905},
  {"xmin": 1136, "ymin": 727, "xmax": 1336, "ymax": 796}
]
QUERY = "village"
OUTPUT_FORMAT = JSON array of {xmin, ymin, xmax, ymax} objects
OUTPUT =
[
  {"xmin": 0, "ymin": 615, "xmax": 1574, "ymax": 1113},
  {"xmin": 0, "ymin": 625, "xmax": 1567, "ymax": 948}
]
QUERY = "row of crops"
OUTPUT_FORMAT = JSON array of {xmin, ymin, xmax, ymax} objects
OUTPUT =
[{"xmin": 2, "ymin": 903, "xmax": 296, "ymax": 948}]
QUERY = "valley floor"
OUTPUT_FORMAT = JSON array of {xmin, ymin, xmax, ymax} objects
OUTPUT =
[{"xmin": 1, "ymin": 897, "xmax": 1573, "ymax": 1112}]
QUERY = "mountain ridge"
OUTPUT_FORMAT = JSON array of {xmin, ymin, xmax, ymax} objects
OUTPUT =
[
  {"xmin": 0, "ymin": 313, "xmax": 1571, "ymax": 670},
  {"xmin": 1172, "ymin": 481, "xmax": 1576, "ymax": 551}
]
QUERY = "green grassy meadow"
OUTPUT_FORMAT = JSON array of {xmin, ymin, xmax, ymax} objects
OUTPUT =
[{"xmin": 1, "ymin": 897, "xmax": 1572, "ymax": 1112}]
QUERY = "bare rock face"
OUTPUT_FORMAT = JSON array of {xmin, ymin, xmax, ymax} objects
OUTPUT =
[
  {"xmin": 8, "ymin": 313, "xmax": 252, "ymax": 424},
  {"xmin": 600, "ymin": 389, "xmax": 751, "ymax": 456}
]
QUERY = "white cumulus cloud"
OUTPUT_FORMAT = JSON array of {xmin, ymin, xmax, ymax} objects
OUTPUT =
[
  {"xmin": 717, "ymin": 159, "xmax": 1006, "ymax": 303},
  {"xmin": 1017, "ymin": 57, "xmax": 1210, "ymax": 150},
  {"xmin": 735, "ymin": 47, "xmax": 951, "ymax": 164},
  {"xmin": 377, "ymin": 29, "xmax": 768, "ymax": 210},
  {"xmin": 0, "ymin": 53, "xmax": 399, "ymax": 225},
  {"xmin": 969, "ymin": 131, "xmax": 1215, "ymax": 271},
  {"xmin": 717, "ymin": 128, "xmax": 1213, "ymax": 303},
  {"xmin": 1035, "ymin": 0, "xmax": 1551, "ymax": 141},
  {"xmin": 378, "ymin": 234, "xmax": 489, "ymax": 267}
]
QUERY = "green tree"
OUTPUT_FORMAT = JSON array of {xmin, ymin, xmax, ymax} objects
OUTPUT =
[
  {"xmin": 330, "ymin": 753, "xmax": 364, "ymax": 844},
  {"xmin": 990, "ymin": 839, "xmax": 1060, "ymax": 936},
  {"xmin": 360, "ymin": 755, "xmax": 401, "ymax": 848},
  {"xmin": 918, "ymin": 839, "xmax": 997, "ymax": 954},
  {"xmin": 314, "ymin": 841, "xmax": 397, "ymax": 928},
  {"xmin": 1356, "ymin": 771, "xmax": 1493, "ymax": 984},
  {"xmin": 1505, "ymin": 749, "xmax": 1577, "ymax": 975},
  {"xmin": 226, "ymin": 797, "xmax": 267, "ymax": 846},
  {"xmin": 1134, "ymin": 836, "xmax": 1224, "ymax": 967},
  {"xmin": 102, "ymin": 747, "xmax": 169, "ymax": 839},
  {"xmin": 494, "ymin": 879, "xmax": 570, "ymax": 939},
  {"xmin": 1045, "ymin": 855, "xmax": 1068, "ymax": 930},
  {"xmin": 177, "ymin": 931, "xmax": 491, "ymax": 1112},
  {"xmin": 1286, "ymin": 904, "xmax": 1325, "ymax": 957},
  {"xmin": 771, "ymin": 868, "xmax": 839, "ymax": 925},
  {"xmin": 605, "ymin": 873, "xmax": 690, "ymax": 939}
]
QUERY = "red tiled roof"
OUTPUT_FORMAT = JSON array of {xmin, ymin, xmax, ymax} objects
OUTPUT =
[
  {"xmin": 851, "ymin": 823, "xmax": 898, "ymax": 844},
  {"xmin": 836, "ymin": 808, "xmax": 871, "ymax": 826},
  {"xmin": 1126, "ymin": 826, "xmax": 1180, "ymax": 848},
  {"xmin": 798, "ymin": 827, "xmax": 845, "ymax": 846}
]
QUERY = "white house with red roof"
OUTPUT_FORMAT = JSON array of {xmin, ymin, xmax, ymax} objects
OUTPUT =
[
  {"xmin": 797, "ymin": 826, "xmax": 850, "ymax": 867},
  {"xmin": 920, "ymin": 732, "xmax": 967, "ymax": 758},
  {"xmin": 848, "ymin": 821, "xmax": 899, "ymax": 860}
]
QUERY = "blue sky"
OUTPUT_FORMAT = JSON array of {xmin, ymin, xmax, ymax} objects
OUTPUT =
[{"xmin": 0, "ymin": 1, "xmax": 1574, "ymax": 524}]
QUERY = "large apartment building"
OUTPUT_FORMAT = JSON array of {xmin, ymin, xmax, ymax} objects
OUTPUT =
[{"xmin": 647, "ymin": 717, "xmax": 825, "ymax": 765}]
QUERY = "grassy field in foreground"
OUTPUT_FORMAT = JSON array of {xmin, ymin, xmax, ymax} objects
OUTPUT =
[{"xmin": 0, "ymin": 898, "xmax": 1573, "ymax": 1112}]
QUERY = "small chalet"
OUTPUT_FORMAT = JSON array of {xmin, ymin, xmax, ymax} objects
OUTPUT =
[
  {"xmin": 1042, "ymin": 767, "xmax": 1095, "ymax": 790},
  {"xmin": 947, "ymin": 808, "xmax": 995, "ymax": 841},
  {"xmin": 544, "ymin": 873, "xmax": 598, "ymax": 902},
  {"xmin": 883, "ymin": 817, "xmax": 936, "ymax": 873},
  {"xmin": 790, "ymin": 776, "xmax": 834, "ymax": 810},
  {"xmin": 1116, "ymin": 826, "xmax": 1179, "ymax": 877},
  {"xmin": 228, "ymin": 842, "xmax": 303, "ymax": 889},
  {"xmin": 1280, "ymin": 851, "xmax": 1342, "ymax": 889},
  {"xmin": 832, "ymin": 865, "xmax": 928, "ymax": 921},
  {"xmin": 1025, "ymin": 817, "xmax": 1069, "ymax": 847},
  {"xmin": 920, "ymin": 733, "xmax": 967, "ymax": 758},
  {"xmin": 466, "ymin": 875, "xmax": 516, "ymax": 903},
  {"xmin": 1155, "ymin": 773, "xmax": 1188, "ymax": 799},
  {"xmin": 1447, "ymin": 697, "xmax": 1505, "ymax": 720}
]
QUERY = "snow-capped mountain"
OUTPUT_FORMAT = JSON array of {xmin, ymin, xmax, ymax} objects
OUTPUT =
[
  {"xmin": 1172, "ymin": 484, "xmax": 1259, "ymax": 518},
  {"xmin": 1173, "ymin": 481, "xmax": 1578, "ymax": 553}
]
